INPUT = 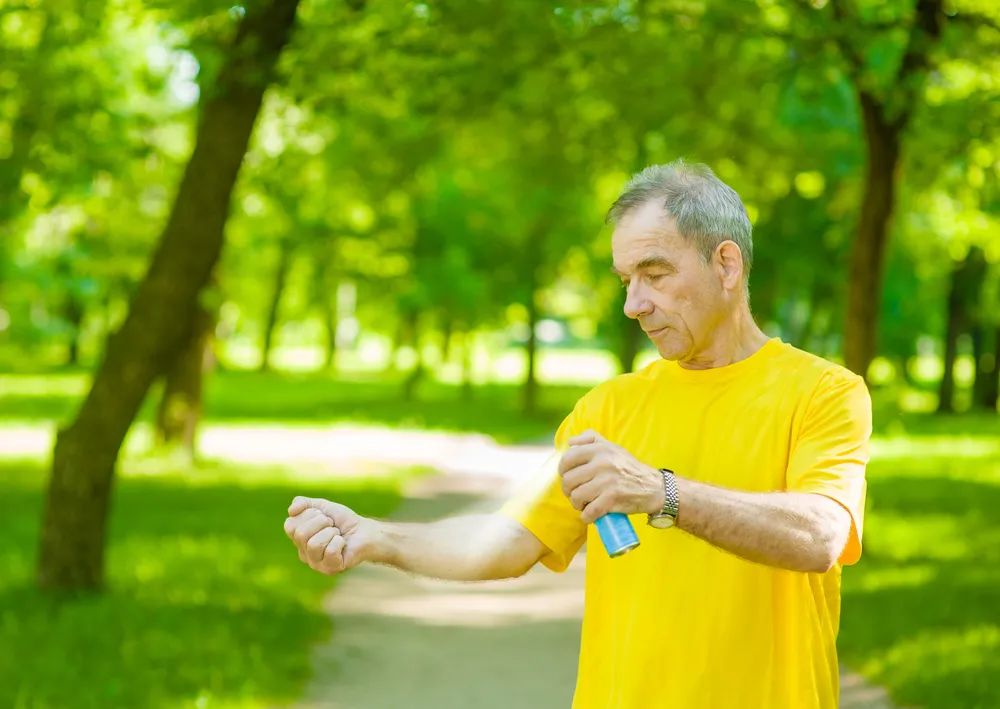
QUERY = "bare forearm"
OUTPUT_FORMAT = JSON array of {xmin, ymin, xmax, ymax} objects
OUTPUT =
[
  {"xmin": 368, "ymin": 513, "xmax": 539, "ymax": 582},
  {"xmin": 674, "ymin": 477, "xmax": 848, "ymax": 573}
]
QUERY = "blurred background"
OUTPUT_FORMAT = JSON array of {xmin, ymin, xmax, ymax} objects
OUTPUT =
[{"xmin": 0, "ymin": 0, "xmax": 997, "ymax": 707}]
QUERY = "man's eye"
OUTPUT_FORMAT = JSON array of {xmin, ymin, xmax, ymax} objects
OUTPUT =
[{"xmin": 648, "ymin": 274, "xmax": 665, "ymax": 283}]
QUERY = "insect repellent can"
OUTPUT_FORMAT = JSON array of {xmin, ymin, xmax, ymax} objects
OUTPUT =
[{"xmin": 594, "ymin": 512, "xmax": 640, "ymax": 557}]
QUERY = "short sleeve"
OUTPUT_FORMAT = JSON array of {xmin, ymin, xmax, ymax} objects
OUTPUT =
[
  {"xmin": 786, "ymin": 367, "xmax": 872, "ymax": 566},
  {"xmin": 497, "ymin": 393, "xmax": 600, "ymax": 572}
]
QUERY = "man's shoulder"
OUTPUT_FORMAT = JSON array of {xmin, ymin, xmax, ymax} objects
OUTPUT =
[
  {"xmin": 569, "ymin": 360, "xmax": 662, "ymax": 415},
  {"xmin": 769, "ymin": 341, "xmax": 865, "ymax": 392},
  {"xmin": 768, "ymin": 343, "xmax": 868, "ymax": 410}
]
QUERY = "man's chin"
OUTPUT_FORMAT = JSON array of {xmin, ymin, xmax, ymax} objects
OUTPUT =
[
  {"xmin": 646, "ymin": 331, "xmax": 687, "ymax": 360},
  {"xmin": 654, "ymin": 342, "xmax": 686, "ymax": 361}
]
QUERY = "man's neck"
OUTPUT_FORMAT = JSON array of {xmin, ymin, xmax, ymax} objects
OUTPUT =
[{"xmin": 678, "ymin": 308, "xmax": 770, "ymax": 370}]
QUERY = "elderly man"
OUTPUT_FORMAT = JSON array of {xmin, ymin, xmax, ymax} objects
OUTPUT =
[{"xmin": 284, "ymin": 160, "xmax": 870, "ymax": 709}]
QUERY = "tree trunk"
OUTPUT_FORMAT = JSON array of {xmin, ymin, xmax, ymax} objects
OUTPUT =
[
  {"xmin": 523, "ymin": 284, "xmax": 539, "ymax": 415},
  {"xmin": 321, "ymin": 281, "xmax": 339, "ymax": 372},
  {"xmin": 402, "ymin": 310, "xmax": 423, "ymax": 402},
  {"xmin": 386, "ymin": 317, "xmax": 405, "ymax": 373},
  {"xmin": 937, "ymin": 259, "xmax": 964, "ymax": 413},
  {"xmin": 895, "ymin": 354, "xmax": 915, "ymax": 388},
  {"xmin": 441, "ymin": 316, "xmax": 454, "ymax": 363},
  {"xmin": 64, "ymin": 295, "xmax": 85, "ymax": 367},
  {"xmin": 259, "ymin": 238, "xmax": 293, "ymax": 372},
  {"xmin": 37, "ymin": 0, "xmax": 300, "ymax": 592},
  {"xmin": 839, "ymin": 0, "xmax": 944, "ymax": 378},
  {"xmin": 984, "ymin": 325, "xmax": 1000, "ymax": 412},
  {"xmin": 937, "ymin": 247, "xmax": 986, "ymax": 413},
  {"xmin": 461, "ymin": 329, "xmax": 474, "ymax": 401},
  {"xmin": 843, "ymin": 93, "xmax": 901, "ymax": 379},
  {"xmin": 970, "ymin": 322, "xmax": 996, "ymax": 410},
  {"xmin": 156, "ymin": 303, "xmax": 214, "ymax": 458},
  {"xmin": 616, "ymin": 319, "xmax": 642, "ymax": 374}
]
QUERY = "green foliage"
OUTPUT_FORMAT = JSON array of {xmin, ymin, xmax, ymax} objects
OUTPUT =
[
  {"xmin": 0, "ymin": 457, "xmax": 406, "ymax": 709},
  {"xmin": 2, "ymin": 0, "xmax": 997, "ymax": 376}
]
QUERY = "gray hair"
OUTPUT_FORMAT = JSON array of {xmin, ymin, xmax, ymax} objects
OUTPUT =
[{"xmin": 606, "ymin": 160, "xmax": 753, "ymax": 283}]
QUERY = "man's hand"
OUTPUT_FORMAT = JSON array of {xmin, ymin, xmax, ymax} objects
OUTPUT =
[
  {"xmin": 284, "ymin": 496, "xmax": 378, "ymax": 575},
  {"xmin": 558, "ymin": 429, "xmax": 664, "ymax": 524}
]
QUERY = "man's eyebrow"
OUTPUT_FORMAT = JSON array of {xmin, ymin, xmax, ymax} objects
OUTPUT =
[{"xmin": 611, "ymin": 256, "xmax": 675, "ymax": 277}]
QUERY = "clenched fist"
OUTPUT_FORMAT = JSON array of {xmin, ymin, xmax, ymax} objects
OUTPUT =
[{"xmin": 283, "ymin": 496, "xmax": 377, "ymax": 575}]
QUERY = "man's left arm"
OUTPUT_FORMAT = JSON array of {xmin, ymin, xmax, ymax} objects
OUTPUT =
[
  {"xmin": 670, "ymin": 480, "xmax": 851, "ymax": 573},
  {"xmin": 561, "ymin": 435, "xmax": 851, "ymax": 573},
  {"xmin": 559, "ymin": 370, "xmax": 871, "ymax": 574}
]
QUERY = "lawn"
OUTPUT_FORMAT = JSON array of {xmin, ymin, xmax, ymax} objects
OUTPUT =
[
  {"xmin": 0, "ymin": 366, "xmax": 575, "ymax": 709},
  {"xmin": 840, "ymin": 411, "xmax": 1000, "ymax": 709},
  {"xmin": 0, "ymin": 366, "xmax": 997, "ymax": 708},
  {"xmin": 0, "ymin": 455, "xmax": 414, "ymax": 709}
]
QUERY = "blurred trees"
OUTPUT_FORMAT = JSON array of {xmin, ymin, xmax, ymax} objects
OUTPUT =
[
  {"xmin": 36, "ymin": 0, "xmax": 302, "ymax": 591},
  {"xmin": 0, "ymin": 3, "xmax": 995, "ymax": 569}
]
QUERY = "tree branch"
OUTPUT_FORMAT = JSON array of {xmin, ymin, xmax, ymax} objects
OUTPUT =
[
  {"xmin": 828, "ymin": 0, "xmax": 866, "ymax": 80},
  {"xmin": 891, "ymin": 0, "xmax": 944, "ymax": 128}
]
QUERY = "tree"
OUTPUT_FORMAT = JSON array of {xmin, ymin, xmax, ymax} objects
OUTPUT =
[
  {"xmin": 155, "ymin": 282, "xmax": 219, "ymax": 457},
  {"xmin": 937, "ymin": 246, "xmax": 987, "ymax": 412},
  {"xmin": 37, "ymin": 0, "xmax": 302, "ymax": 592}
]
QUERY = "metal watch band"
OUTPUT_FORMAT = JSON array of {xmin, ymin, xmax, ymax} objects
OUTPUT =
[{"xmin": 656, "ymin": 468, "xmax": 679, "ymax": 518}]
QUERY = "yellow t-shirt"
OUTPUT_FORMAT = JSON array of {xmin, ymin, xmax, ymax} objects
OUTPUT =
[{"xmin": 499, "ymin": 338, "xmax": 871, "ymax": 709}]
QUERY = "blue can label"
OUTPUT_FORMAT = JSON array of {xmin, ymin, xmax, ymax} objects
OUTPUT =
[{"xmin": 595, "ymin": 512, "xmax": 640, "ymax": 557}]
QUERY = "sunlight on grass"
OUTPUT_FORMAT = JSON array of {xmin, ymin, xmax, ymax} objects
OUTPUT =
[
  {"xmin": 860, "ymin": 625, "xmax": 998, "ymax": 708},
  {"xmin": 0, "ymin": 455, "xmax": 409, "ymax": 709},
  {"xmin": 0, "ymin": 372, "xmax": 89, "ymax": 397},
  {"xmin": 871, "ymin": 435, "xmax": 1000, "ymax": 461},
  {"xmin": 865, "ymin": 514, "xmax": 978, "ymax": 561}
]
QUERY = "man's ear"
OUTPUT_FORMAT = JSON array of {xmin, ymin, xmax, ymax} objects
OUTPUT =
[{"xmin": 714, "ymin": 241, "xmax": 744, "ymax": 291}]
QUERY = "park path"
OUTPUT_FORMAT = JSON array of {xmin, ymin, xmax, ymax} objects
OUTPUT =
[{"xmin": 277, "ymin": 428, "xmax": 898, "ymax": 709}]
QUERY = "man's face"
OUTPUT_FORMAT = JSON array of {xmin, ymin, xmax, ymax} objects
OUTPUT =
[{"xmin": 611, "ymin": 200, "xmax": 727, "ymax": 361}]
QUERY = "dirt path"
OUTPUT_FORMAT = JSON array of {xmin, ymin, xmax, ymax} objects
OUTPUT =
[{"xmin": 282, "ymin": 430, "xmax": 898, "ymax": 709}]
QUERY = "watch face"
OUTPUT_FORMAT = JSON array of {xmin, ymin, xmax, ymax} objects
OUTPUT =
[{"xmin": 649, "ymin": 514, "xmax": 675, "ymax": 529}]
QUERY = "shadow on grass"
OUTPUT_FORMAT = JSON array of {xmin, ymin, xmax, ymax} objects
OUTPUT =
[
  {"xmin": 866, "ymin": 473, "xmax": 1000, "ymax": 518},
  {"xmin": 0, "ymin": 369, "xmax": 586, "ymax": 444},
  {"xmin": 840, "ymin": 475, "xmax": 1000, "ymax": 709},
  {"xmin": 0, "ymin": 460, "xmax": 403, "ymax": 709}
]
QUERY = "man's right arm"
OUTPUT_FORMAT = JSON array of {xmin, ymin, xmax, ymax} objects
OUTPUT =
[
  {"xmin": 284, "ymin": 496, "xmax": 548, "ymax": 582},
  {"xmin": 373, "ymin": 513, "xmax": 547, "ymax": 581}
]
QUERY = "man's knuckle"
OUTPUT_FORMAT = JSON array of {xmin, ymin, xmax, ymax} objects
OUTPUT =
[{"xmin": 306, "ymin": 536, "xmax": 325, "ymax": 552}]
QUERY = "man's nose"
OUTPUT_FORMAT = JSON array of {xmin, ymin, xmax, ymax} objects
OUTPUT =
[{"xmin": 623, "ymin": 281, "xmax": 653, "ymax": 320}]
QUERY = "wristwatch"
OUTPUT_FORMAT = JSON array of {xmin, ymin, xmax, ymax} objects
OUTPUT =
[{"xmin": 648, "ymin": 468, "xmax": 679, "ymax": 529}]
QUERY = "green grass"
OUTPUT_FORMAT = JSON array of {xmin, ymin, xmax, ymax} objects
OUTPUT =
[
  {"xmin": 0, "ymin": 368, "xmax": 584, "ymax": 444},
  {"xmin": 0, "ymin": 457, "xmax": 413, "ymax": 709},
  {"xmin": 840, "ymin": 416, "xmax": 1000, "ymax": 709},
  {"xmin": 1, "ymin": 367, "xmax": 997, "ymax": 707},
  {"xmin": 0, "ymin": 366, "xmax": 572, "ymax": 709}
]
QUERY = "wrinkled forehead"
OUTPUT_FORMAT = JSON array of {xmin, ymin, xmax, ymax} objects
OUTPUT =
[{"xmin": 611, "ymin": 201, "xmax": 691, "ymax": 268}]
